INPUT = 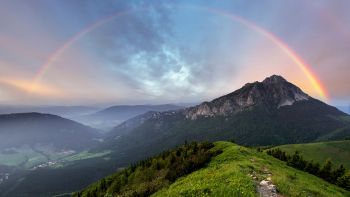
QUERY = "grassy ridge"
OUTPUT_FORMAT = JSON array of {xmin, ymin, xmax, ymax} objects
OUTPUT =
[
  {"xmin": 154, "ymin": 142, "xmax": 349, "ymax": 196},
  {"xmin": 275, "ymin": 140, "xmax": 350, "ymax": 169},
  {"xmin": 74, "ymin": 141, "xmax": 350, "ymax": 197},
  {"xmin": 153, "ymin": 142, "xmax": 350, "ymax": 196}
]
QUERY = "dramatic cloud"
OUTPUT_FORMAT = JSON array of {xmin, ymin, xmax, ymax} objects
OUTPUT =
[{"xmin": 0, "ymin": 0, "xmax": 349, "ymax": 105}]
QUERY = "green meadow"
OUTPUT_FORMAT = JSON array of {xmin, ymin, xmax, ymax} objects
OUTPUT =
[
  {"xmin": 275, "ymin": 140, "xmax": 350, "ymax": 169},
  {"xmin": 62, "ymin": 150, "xmax": 111, "ymax": 162},
  {"xmin": 0, "ymin": 145, "xmax": 47, "ymax": 168}
]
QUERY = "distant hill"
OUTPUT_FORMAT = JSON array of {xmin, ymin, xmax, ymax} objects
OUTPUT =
[
  {"xmin": 272, "ymin": 139, "xmax": 350, "ymax": 169},
  {"xmin": 0, "ymin": 105, "xmax": 101, "ymax": 118},
  {"xmin": 71, "ymin": 104, "xmax": 184, "ymax": 130},
  {"xmin": 0, "ymin": 113, "xmax": 102, "ymax": 151}
]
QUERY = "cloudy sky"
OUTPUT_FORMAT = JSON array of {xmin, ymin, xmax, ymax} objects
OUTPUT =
[{"xmin": 0, "ymin": 0, "xmax": 349, "ymax": 106}]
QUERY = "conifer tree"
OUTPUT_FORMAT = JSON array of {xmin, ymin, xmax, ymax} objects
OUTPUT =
[
  {"xmin": 311, "ymin": 161, "xmax": 320, "ymax": 175},
  {"xmin": 337, "ymin": 172, "xmax": 350, "ymax": 191},
  {"xmin": 332, "ymin": 163, "xmax": 346, "ymax": 184},
  {"xmin": 287, "ymin": 149, "xmax": 300, "ymax": 169},
  {"xmin": 99, "ymin": 178, "xmax": 106, "ymax": 191},
  {"xmin": 304, "ymin": 159, "xmax": 314, "ymax": 173},
  {"xmin": 230, "ymin": 137, "xmax": 235, "ymax": 143},
  {"xmin": 298, "ymin": 154, "xmax": 307, "ymax": 171},
  {"xmin": 281, "ymin": 151, "xmax": 287, "ymax": 161},
  {"xmin": 319, "ymin": 158, "xmax": 333, "ymax": 182},
  {"xmin": 244, "ymin": 143, "xmax": 248, "ymax": 148},
  {"xmin": 185, "ymin": 140, "xmax": 189, "ymax": 148}
]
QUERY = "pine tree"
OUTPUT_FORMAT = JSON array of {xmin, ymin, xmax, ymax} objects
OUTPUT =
[
  {"xmin": 287, "ymin": 149, "xmax": 300, "ymax": 169},
  {"xmin": 191, "ymin": 141, "xmax": 199, "ymax": 152},
  {"xmin": 99, "ymin": 178, "xmax": 106, "ymax": 191},
  {"xmin": 337, "ymin": 172, "xmax": 350, "ymax": 191},
  {"xmin": 185, "ymin": 140, "xmax": 189, "ymax": 148},
  {"xmin": 311, "ymin": 161, "xmax": 320, "ymax": 175},
  {"xmin": 332, "ymin": 163, "xmax": 346, "ymax": 184},
  {"xmin": 281, "ymin": 151, "xmax": 287, "ymax": 161},
  {"xmin": 298, "ymin": 154, "xmax": 307, "ymax": 171},
  {"xmin": 230, "ymin": 137, "xmax": 235, "ymax": 143},
  {"xmin": 319, "ymin": 158, "xmax": 333, "ymax": 182},
  {"xmin": 169, "ymin": 153, "xmax": 175, "ymax": 164},
  {"xmin": 244, "ymin": 143, "xmax": 248, "ymax": 148},
  {"xmin": 107, "ymin": 179, "xmax": 121, "ymax": 194},
  {"xmin": 304, "ymin": 159, "xmax": 314, "ymax": 173}
]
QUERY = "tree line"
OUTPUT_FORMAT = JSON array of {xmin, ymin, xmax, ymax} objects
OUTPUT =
[{"xmin": 266, "ymin": 147, "xmax": 350, "ymax": 191}]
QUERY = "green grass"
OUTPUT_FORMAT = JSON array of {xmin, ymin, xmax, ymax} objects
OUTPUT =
[
  {"xmin": 52, "ymin": 192, "xmax": 74, "ymax": 197},
  {"xmin": 62, "ymin": 150, "xmax": 111, "ymax": 162},
  {"xmin": 152, "ymin": 142, "xmax": 349, "ymax": 197},
  {"xmin": 34, "ymin": 143, "xmax": 76, "ymax": 160},
  {"xmin": 276, "ymin": 140, "xmax": 350, "ymax": 169},
  {"xmin": 0, "ymin": 145, "xmax": 47, "ymax": 168},
  {"xmin": 92, "ymin": 138, "xmax": 104, "ymax": 142}
]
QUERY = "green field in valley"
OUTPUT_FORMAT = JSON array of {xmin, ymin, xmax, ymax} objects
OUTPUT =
[
  {"xmin": 62, "ymin": 150, "xmax": 111, "ymax": 162},
  {"xmin": 0, "ymin": 145, "xmax": 47, "ymax": 168},
  {"xmin": 275, "ymin": 140, "xmax": 350, "ymax": 169}
]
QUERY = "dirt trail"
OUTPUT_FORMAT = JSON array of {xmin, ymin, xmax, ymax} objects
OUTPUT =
[
  {"xmin": 247, "ymin": 157, "xmax": 283, "ymax": 196},
  {"xmin": 238, "ymin": 147, "xmax": 283, "ymax": 196}
]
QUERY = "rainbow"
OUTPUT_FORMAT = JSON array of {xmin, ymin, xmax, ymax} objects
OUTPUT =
[{"xmin": 29, "ymin": 4, "xmax": 329, "ymax": 102}]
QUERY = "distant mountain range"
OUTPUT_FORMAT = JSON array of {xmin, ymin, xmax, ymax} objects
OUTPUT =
[
  {"xmin": 0, "ymin": 113, "xmax": 102, "ymax": 151},
  {"xmin": 71, "ymin": 104, "xmax": 185, "ymax": 130},
  {"xmin": 0, "ymin": 105, "xmax": 101, "ymax": 118}
]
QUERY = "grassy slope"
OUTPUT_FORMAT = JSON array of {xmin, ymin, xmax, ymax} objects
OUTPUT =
[
  {"xmin": 275, "ymin": 140, "xmax": 350, "ymax": 169},
  {"xmin": 153, "ymin": 142, "xmax": 349, "ymax": 197}
]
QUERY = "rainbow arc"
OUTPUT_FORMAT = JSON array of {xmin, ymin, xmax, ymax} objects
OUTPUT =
[{"xmin": 29, "ymin": 4, "xmax": 329, "ymax": 102}]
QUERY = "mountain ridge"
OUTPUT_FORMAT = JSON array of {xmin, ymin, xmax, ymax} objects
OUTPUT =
[
  {"xmin": 139, "ymin": 75, "xmax": 318, "ymax": 121},
  {"xmin": 89, "ymin": 75, "xmax": 349, "ymax": 157}
]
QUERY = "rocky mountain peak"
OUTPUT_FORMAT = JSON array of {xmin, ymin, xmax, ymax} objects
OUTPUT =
[
  {"xmin": 180, "ymin": 75, "xmax": 310, "ymax": 120},
  {"xmin": 262, "ymin": 75, "xmax": 287, "ymax": 85},
  {"xmin": 141, "ymin": 75, "xmax": 310, "ymax": 121}
]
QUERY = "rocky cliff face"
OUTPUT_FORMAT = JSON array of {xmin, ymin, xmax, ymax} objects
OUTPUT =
[{"xmin": 142, "ymin": 75, "xmax": 310, "ymax": 121}]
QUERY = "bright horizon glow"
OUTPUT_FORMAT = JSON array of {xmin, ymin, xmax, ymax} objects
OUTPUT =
[{"xmin": 28, "ymin": 4, "xmax": 329, "ymax": 103}]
